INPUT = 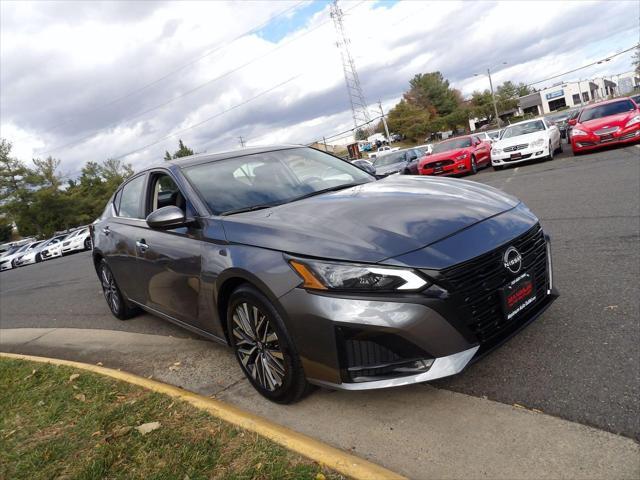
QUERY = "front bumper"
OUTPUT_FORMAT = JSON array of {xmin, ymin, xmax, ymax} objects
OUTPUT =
[
  {"xmin": 0, "ymin": 260, "xmax": 13, "ymax": 271},
  {"xmin": 279, "ymin": 226, "xmax": 558, "ymax": 390},
  {"xmin": 62, "ymin": 242, "xmax": 82, "ymax": 253},
  {"xmin": 492, "ymin": 144, "xmax": 549, "ymax": 166},
  {"xmin": 420, "ymin": 158, "xmax": 468, "ymax": 176},
  {"xmin": 571, "ymin": 125, "xmax": 640, "ymax": 152}
]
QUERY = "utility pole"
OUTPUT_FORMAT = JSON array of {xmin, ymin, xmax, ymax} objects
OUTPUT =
[
  {"xmin": 378, "ymin": 100, "xmax": 391, "ymax": 142},
  {"xmin": 238, "ymin": 136, "xmax": 245, "ymax": 148},
  {"xmin": 487, "ymin": 68, "xmax": 501, "ymax": 127},
  {"xmin": 330, "ymin": 0, "xmax": 371, "ymax": 129}
]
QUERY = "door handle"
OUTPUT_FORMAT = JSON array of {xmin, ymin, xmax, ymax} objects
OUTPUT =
[
  {"xmin": 102, "ymin": 226, "xmax": 110, "ymax": 236},
  {"xmin": 136, "ymin": 240, "xmax": 149, "ymax": 252}
]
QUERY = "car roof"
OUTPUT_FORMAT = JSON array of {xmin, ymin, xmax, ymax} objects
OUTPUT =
[
  {"xmin": 152, "ymin": 145, "xmax": 304, "ymax": 170},
  {"xmin": 582, "ymin": 97, "xmax": 635, "ymax": 110},
  {"xmin": 504, "ymin": 118, "xmax": 545, "ymax": 127}
]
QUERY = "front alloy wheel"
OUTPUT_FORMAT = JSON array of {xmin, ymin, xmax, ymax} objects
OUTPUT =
[
  {"xmin": 470, "ymin": 156, "xmax": 478, "ymax": 174},
  {"xmin": 548, "ymin": 141, "xmax": 554, "ymax": 160},
  {"xmin": 227, "ymin": 284, "xmax": 310, "ymax": 403},
  {"xmin": 232, "ymin": 302, "xmax": 286, "ymax": 392},
  {"xmin": 84, "ymin": 238, "xmax": 92, "ymax": 250}
]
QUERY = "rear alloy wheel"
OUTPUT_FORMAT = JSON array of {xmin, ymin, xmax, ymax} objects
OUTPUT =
[
  {"xmin": 98, "ymin": 260, "xmax": 139, "ymax": 320},
  {"xmin": 84, "ymin": 238, "xmax": 92, "ymax": 250},
  {"xmin": 227, "ymin": 284, "xmax": 310, "ymax": 403},
  {"xmin": 470, "ymin": 156, "xmax": 478, "ymax": 175}
]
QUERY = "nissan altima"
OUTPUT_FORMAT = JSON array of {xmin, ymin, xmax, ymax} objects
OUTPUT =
[{"xmin": 92, "ymin": 146, "xmax": 558, "ymax": 403}]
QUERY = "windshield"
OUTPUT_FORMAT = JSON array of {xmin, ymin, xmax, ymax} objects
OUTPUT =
[
  {"xmin": 373, "ymin": 151, "xmax": 406, "ymax": 167},
  {"xmin": 182, "ymin": 147, "xmax": 373, "ymax": 215},
  {"xmin": 432, "ymin": 137, "xmax": 471, "ymax": 154},
  {"xmin": 1, "ymin": 246, "xmax": 18, "ymax": 257},
  {"xmin": 501, "ymin": 120, "xmax": 545, "ymax": 139},
  {"xmin": 579, "ymin": 100, "xmax": 635, "ymax": 122}
]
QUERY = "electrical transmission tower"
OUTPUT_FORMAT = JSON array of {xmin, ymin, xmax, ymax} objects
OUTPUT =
[{"xmin": 330, "ymin": 0, "xmax": 371, "ymax": 129}]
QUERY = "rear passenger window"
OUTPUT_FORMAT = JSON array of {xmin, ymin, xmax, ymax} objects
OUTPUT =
[{"xmin": 118, "ymin": 175, "xmax": 145, "ymax": 219}]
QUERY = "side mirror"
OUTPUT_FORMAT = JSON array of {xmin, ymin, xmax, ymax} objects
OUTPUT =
[
  {"xmin": 407, "ymin": 154, "xmax": 417, "ymax": 161},
  {"xmin": 146, "ymin": 205, "xmax": 186, "ymax": 229},
  {"xmin": 568, "ymin": 118, "xmax": 577, "ymax": 126}
]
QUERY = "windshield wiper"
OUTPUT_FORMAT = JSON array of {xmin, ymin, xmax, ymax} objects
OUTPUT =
[
  {"xmin": 287, "ymin": 182, "xmax": 368, "ymax": 203},
  {"xmin": 220, "ymin": 202, "xmax": 283, "ymax": 216}
]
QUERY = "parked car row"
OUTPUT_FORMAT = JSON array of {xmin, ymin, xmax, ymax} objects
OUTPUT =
[
  {"xmin": 360, "ymin": 96, "xmax": 640, "ymax": 178},
  {"xmin": 0, "ymin": 227, "xmax": 91, "ymax": 272}
]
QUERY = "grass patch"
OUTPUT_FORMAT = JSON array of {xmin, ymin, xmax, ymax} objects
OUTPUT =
[{"xmin": 0, "ymin": 358, "xmax": 342, "ymax": 480}]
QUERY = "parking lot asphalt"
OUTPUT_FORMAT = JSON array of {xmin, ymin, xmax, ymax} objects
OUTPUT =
[{"xmin": 1, "ymin": 143, "xmax": 639, "ymax": 440}]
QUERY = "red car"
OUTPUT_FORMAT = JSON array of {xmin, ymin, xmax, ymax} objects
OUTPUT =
[
  {"xmin": 570, "ymin": 97, "xmax": 640, "ymax": 154},
  {"xmin": 418, "ymin": 135, "xmax": 491, "ymax": 176}
]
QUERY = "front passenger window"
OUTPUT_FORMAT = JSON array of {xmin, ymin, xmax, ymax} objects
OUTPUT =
[
  {"xmin": 119, "ymin": 175, "xmax": 146, "ymax": 219},
  {"xmin": 150, "ymin": 173, "xmax": 186, "ymax": 214}
]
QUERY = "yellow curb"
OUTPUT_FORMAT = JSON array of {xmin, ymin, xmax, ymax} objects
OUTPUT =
[{"xmin": 1, "ymin": 352, "xmax": 406, "ymax": 480}]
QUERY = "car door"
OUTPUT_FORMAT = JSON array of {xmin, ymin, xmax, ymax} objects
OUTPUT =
[
  {"xmin": 134, "ymin": 168, "xmax": 209, "ymax": 328},
  {"xmin": 103, "ymin": 173, "xmax": 149, "ymax": 304},
  {"xmin": 545, "ymin": 120, "xmax": 560, "ymax": 148}
]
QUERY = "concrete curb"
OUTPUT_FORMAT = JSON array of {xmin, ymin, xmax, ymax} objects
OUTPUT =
[{"xmin": 1, "ymin": 351, "xmax": 405, "ymax": 480}]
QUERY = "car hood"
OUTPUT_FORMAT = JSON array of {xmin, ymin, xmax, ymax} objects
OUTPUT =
[
  {"xmin": 220, "ymin": 176, "xmax": 520, "ymax": 263},
  {"xmin": 578, "ymin": 111, "xmax": 636, "ymax": 131},
  {"xmin": 495, "ymin": 131, "xmax": 550, "ymax": 149},
  {"xmin": 374, "ymin": 161, "xmax": 404, "ymax": 175},
  {"xmin": 422, "ymin": 148, "xmax": 467, "ymax": 164}
]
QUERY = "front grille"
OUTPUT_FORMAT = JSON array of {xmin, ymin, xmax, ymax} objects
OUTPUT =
[
  {"xmin": 440, "ymin": 224, "xmax": 548, "ymax": 344},
  {"xmin": 424, "ymin": 160, "xmax": 454, "ymax": 169},
  {"xmin": 595, "ymin": 126, "xmax": 620, "ymax": 136},
  {"xmin": 620, "ymin": 131, "xmax": 639, "ymax": 141},
  {"xmin": 503, "ymin": 144, "xmax": 528, "ymax": 152},
  {"xmin": 504, "ymin": 153, "xmax": 532, "ymax": 162}
]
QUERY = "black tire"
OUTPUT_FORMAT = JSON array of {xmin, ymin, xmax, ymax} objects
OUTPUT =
[
  {"xmin": 469, "ymin": 156, "xmax": 478, "ymax": 175},
  {"xmin": 84, "ymin": 237, "xmax": 92, "ymax": 250},
  {"xmin": 557, "ymin": 140, "xmax": 563, "ymax": 153},
  {"xmin": 98, "ymin": 260, "xmax": 139, "ymax": 320},
  {"xmin": 548, "ymin": 141, "xmax": 554, "ymax": 161},
  {"xmin": 36, "ymin": 253, "xmax": 42, "ymax": 263},
  {"xmin": 227, "ymin": 284, "xmax": 311, "ymax": 404}
]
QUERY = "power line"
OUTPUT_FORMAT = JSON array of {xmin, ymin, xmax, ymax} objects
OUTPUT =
[
  {"xmin": 110, "ymin": 75, "xmax": 301, "ymax": 161},
  {"xmin": 16, "ymin": 1, "xmax": 306, "ymax": 143},
  {"xmin": 525, "ymin": 44, "xmax": 639, "ymax": 87},
  {"xmin": 37, "ymin": 1, "xmax": 366, "ymax": 157}
]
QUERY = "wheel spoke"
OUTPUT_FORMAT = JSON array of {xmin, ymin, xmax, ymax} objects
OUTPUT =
[
  {"xmin": 264, "ymin": 350, "xmax": 285, "ymax": 378},
  {"xmin": 261, "ymin": 355, "xmax": 278, "ymax": 390}
]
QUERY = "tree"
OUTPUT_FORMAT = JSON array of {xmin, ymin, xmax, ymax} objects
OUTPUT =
[
  {"xmin": 354, "ymin": 128, "xmax": 368, "ymax": 141},
  {"xmin": 405, "ymin": 72, "xmax": 462, "ymax": 117},
  {"xmin": 164, "ymin": 139, "xmax": 194, "ymax": 161},
  {"xmin": 0, "ymin": 139, "xmax": 33, "ymax": 236},
  {"xmin": 0, "ymin": 217, "xmax": 13, "ymax": 242}
]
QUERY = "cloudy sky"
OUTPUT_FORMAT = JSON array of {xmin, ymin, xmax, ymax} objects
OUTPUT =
[{"xmin": 1, "ymin": 0, "xmax": 638, "ymax": 177}]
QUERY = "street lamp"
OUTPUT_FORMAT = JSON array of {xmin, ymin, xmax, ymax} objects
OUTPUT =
[{"xmin": 475, "ymin": 62, "xmax": 507, "ymax": 127}]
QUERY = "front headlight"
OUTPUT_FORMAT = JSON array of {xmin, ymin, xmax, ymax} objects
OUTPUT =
[
  {"xmin": 572, "ymin": 128, "xmax": 588, "ymax": 136},
  {"xmin": 289, "ymin": 258, "xmax": 430, "ymax": 292},
  {"xmin": 531, "ymin": 138, "xmax": 546, "ymax": 147},
  {"xmin": 492, "ymin": 147, "xmax": 503, "ymax": 155},
  {"xmin": 625, "ymin": 114, "xmax": 640, "ymax": 127}
]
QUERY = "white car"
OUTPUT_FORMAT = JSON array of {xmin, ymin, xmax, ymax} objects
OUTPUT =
[
  {"xmin": 61, "ymin": 228, "xmax": 92, "ymax": 254},
  {"xmin": 491, "ymin": 118, "xmax": 561, "ymax": 170},
  {"xmin": 474, "ymin": 130, "xmax": 502, "ymax": 144},
  {"xmin": 1, "ymin": 241, "xmax": 40, "ymax": 270},
  {"xmin": 415, "ymin": 143, "xmax": 433, "ymax": 155},
  {"xmin": 40, "ymin": 234, "xmax": 69, "ymax": 260}
]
